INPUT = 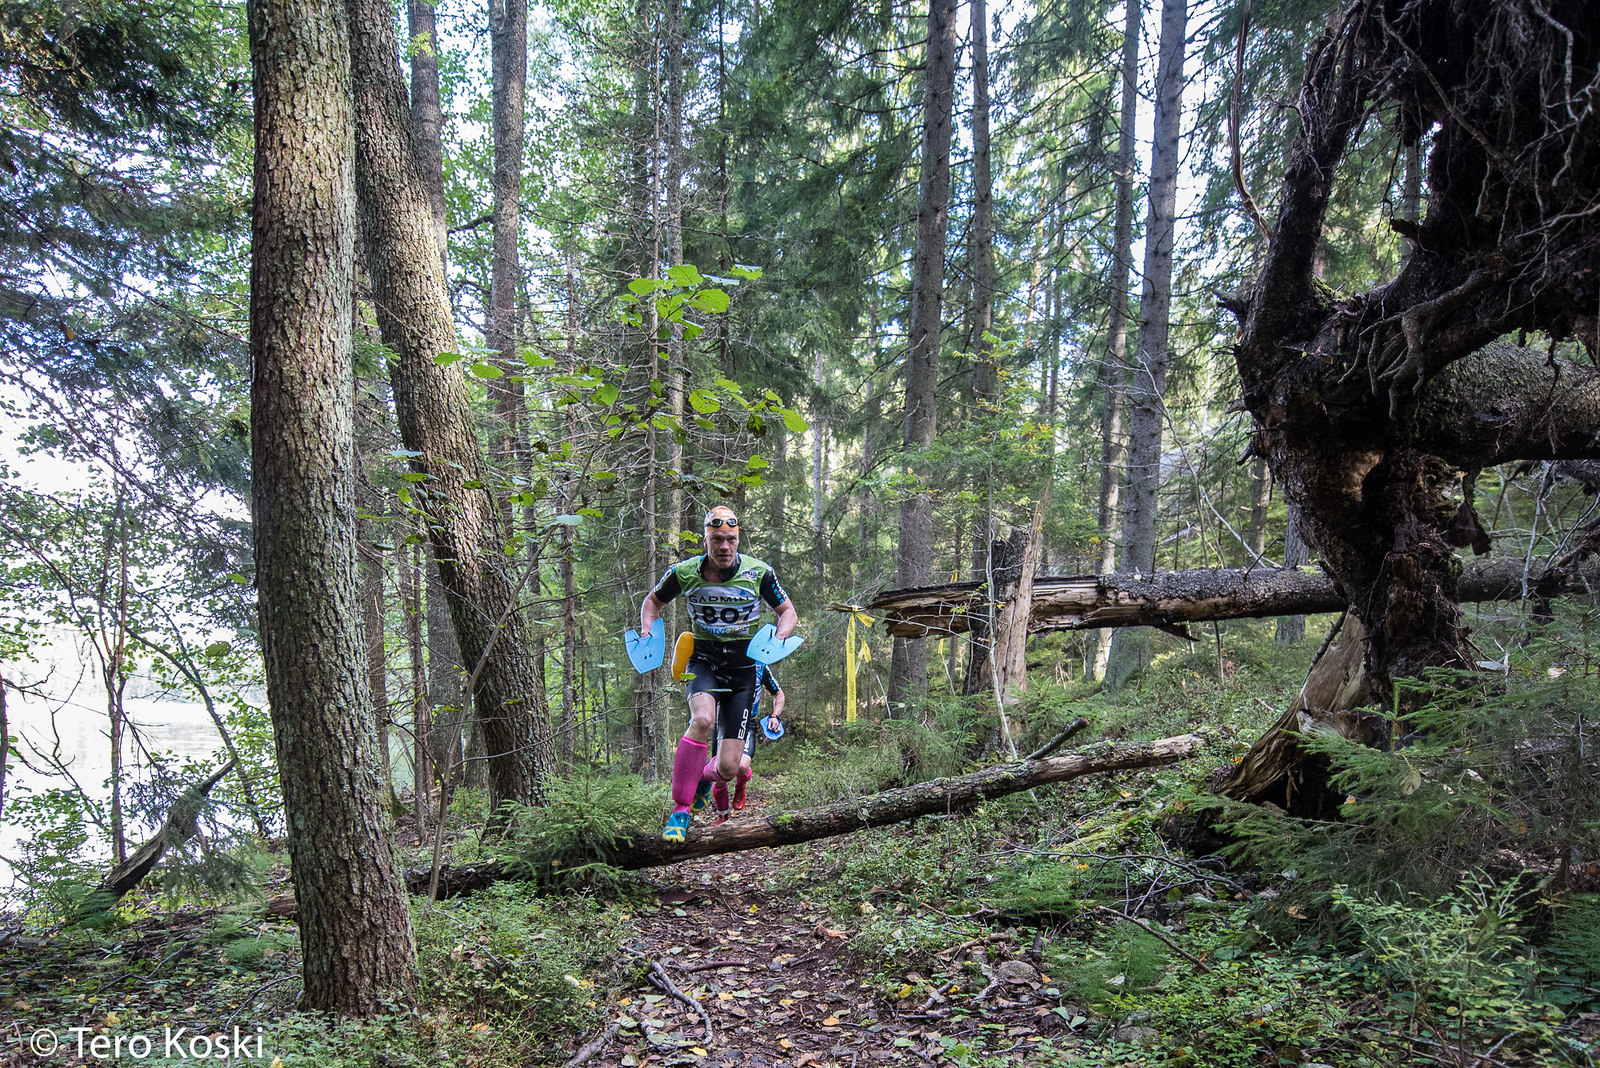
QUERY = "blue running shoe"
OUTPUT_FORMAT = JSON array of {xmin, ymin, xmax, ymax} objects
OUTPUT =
[
  {"xmin": 690, "ymin": 778, "xmax": 714, "ymax": 815},
  {"xmin": 661, "ymin": 809, "xmax": 691, "ymax": 843}
]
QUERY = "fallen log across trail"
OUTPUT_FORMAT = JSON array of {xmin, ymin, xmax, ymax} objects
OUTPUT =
[
  {"xmin": 866, "ymin": 557, "xmax": 1600, "ymax": 638},
  {"xmin": 409, "ymin": 732, "xmax": 1210, "ymax": 898}
]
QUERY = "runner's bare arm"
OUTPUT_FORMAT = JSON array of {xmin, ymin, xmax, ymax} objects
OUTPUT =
[
  {"xmin": 774, "ymin": 598, "xmax": 798, "ymax": 641},
  {"xmin": 641, "ymin": 591, "xmax": 666, "ymax": 637}
]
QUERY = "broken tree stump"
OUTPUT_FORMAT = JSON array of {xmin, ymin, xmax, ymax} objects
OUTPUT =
[
  {"xmin": 1210, "ymin": 615, "xmax": 1379, "ymax": 817},
  {"xmin": 98, "ymin": 760, "xmax": 236, "ymax": 901}
]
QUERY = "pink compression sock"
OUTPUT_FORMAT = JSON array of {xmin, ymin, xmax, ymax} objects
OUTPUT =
[
  {"xmin": 670, "ymin": 736, "xmax": 709, "ymax": 811},
  {"xmin": 702, "ymin": 759, "xmax": 733, "ymax": 811},
  {"xmin": 702, "ymin": 760, "xmax": 733, "ymax": 783}
]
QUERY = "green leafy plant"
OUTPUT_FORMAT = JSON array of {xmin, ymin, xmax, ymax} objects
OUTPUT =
[
  {"xmin": 1334, "ymin": 874, "xmax": 1573, "ymax": 1055},
  {"xmin": 413, "ymin": 884, "xmax": 618, "ymax": 1050},
  {"xmin": 497, "ymin": 773, "xmax": 666, "ymax": 884}
]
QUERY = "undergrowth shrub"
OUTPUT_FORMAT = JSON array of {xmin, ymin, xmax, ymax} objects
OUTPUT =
[
  {"xmin": 1546, "ymin": 893, "xmax": 1600, "ymax": 993},
  {"xmin": 497, "ymin": 773, "xmax": 666, "ymax": 884},
  {"xmin": 1332, "ymin": 875, "xmax": 1592, "ymax": 1060},
  {"xmin": 1048, "ymin": 923, "xmax": 1345, "ymax": 1068},
  {"xmin": 853, "ymin": 909, "xmax": 985, "ymax": 970},
  {"xmin": 1051, "ymin": 924, "xmax": 1172, "ymax": 1010},
  {"xmin": 984, "ymin": 859, "xmax": 1095, "ymax": 921},
  {"xmin": 414, "ymin": 882, "xmax": 617, "ymax": 1054},
  {"xmin": 1193, "ymin": 652, "xmax": 1600, "ymax": 903},
  {"xmin": 771, "ymin": 707, "xmax": 975, "ymax": 808}
]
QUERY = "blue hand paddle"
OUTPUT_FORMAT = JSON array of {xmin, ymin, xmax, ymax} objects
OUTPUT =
[
  {"xmin": 623, "ymin": 627, "xmax": 665, "ymax": 673},
  {"xmin": 761, "ymin": 717, "xmax": 785, "ymax": 742},
  {"xmin": 747, "ymin": 623, "xmax": 803, "ymax": 665}
]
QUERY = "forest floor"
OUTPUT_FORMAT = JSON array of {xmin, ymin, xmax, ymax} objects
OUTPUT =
[
  {"xmin": 591, "ymin": 794, "xmax": 1080, "ymax": 1068},
  {"xmin": 8, "ymin": 619, "xmax": 1600, "ymax": 1067}
]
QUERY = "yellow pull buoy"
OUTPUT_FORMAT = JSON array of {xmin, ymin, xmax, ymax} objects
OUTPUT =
[{"xmin": 672, "ymin": 632, "xmax": 695, "ymax": 680}]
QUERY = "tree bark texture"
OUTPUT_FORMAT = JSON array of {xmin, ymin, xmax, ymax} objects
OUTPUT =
[
  {"xmin": 868, "ymin": 556, "xmax": 1598, "ymax": 638},
  {"xmin": 962, "ymin": 525, "xmax": 1024, "ymax": 698},
  {"xmin": 890, "ymin": 0, "xmax": 958, "ymax": 709},
  {"xmin": 812, "ymin": 351, "xmax": 827, "ymax": 579},
  {"xmin": 347, "ymin": 0, "xmax": 555, "ymax": 812},
  {"xmin": 1088, "ymin": 0, "xmax": 1142, "ymax": 683},
  {"xmin": 1275, "ymin": 508, "xmax": 1309, "ymax": 645},
  {"xmin": 426, "ymin": 556, "xmax": 465, "ymax": 785},
  {"xmin": 410, "ymin": 733, "xmax": 1209, "ymax": 894},
  {"xmin": 1105, "ymin": 0, "xmax": 1186, "ymax": 690},
  {"xmin": 406, "ymin": 0, "xmax": 447, "ymax": 265},
  {"xmin": 664, "ymin": 0, "xmax": 686, "ymax": 588},
  {"xmin": 360, "ymin": 536, "xmax": 391, "ymax": 795},
  {"xmin": 488, "ymin": 0, "xmax": 526, "ymax": 481},
  {"xmin": 402, "ymin": 539, "xmax": 430, "ymax": 822},
  {"xmin": 248, "ymin": 0, "xmax": 417, "ymax": 1008},
  {"xmin": 1233, "ymin": 0, "xmax": 1600, "ymax": 706},
  {"xmin": 968, "ymin": 0, "xmax": 995, "ymax": 402}
]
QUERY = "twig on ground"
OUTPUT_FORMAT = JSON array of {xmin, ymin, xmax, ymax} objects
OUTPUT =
[
  {"xmin": 623, "ymin": 946, "xmax": 713, "ymax": 1046},
  {"xmin": 1364, "ymin": 1024, "xmax": 1512, "ymax": 1067},
  {"xmin": 917, "ymin": 979, "xmax": 957, "ymax": 1012},
  {"xmin": 1092, "ymin": 905, "xmax": 1211, "ymax": 973},
  {"xmin": 223, "ymin": 973, "xmax": 301, "ymax": 1030},
  {"xmin": 1027, "ymin": 718, "xmax": 1091, "ymax": 761},
  {"xmin": 563, "ymin": 1022, "xmax": 619, "ymax": 1068},
  {"xmin": 936, "ymin": 930, "xmax": 1015, "ymax": 960},
  {"xmin": 671, "ymin": 958, "xmax": 751, "ymax": 974},
  {"xmin": 772, "ymin": 952, "xmax": 819, "ymax": 971}
]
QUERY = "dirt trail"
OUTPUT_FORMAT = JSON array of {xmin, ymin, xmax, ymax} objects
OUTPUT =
[{"xmin": 589, "ymin": 796, "xmax": 1074, "ymax": 1068}]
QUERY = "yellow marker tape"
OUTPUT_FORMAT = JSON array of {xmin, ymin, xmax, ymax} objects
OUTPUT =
[{"xmin": 846, "ymin": 614, "xmax": 857, "ymax": 723}]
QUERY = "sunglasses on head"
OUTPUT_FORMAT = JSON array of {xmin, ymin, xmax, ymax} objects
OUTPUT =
[{"xmin": 705, "ymin": 516, "xmax": 740, "ymax": 529}]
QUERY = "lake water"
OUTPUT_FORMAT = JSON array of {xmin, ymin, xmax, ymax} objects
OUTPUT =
[{"xmin": 2, "ymin": 674, "xmax": 238, "ymax": 895}]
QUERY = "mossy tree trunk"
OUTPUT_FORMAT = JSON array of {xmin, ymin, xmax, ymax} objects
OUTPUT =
[
  {"xmin": 248, "ymin": 0, "xmax": 417, "ymax": 1008},
  {"xmin": 347, "ymin": 0, "xmax": 555, "ymax": 814}
]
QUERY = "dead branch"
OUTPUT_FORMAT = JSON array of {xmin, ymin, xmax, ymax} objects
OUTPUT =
[
  {"xmin": 1092, "ymin": 905, "xmax": 1212, "ymax": 974},
  {"xmin": 96, "ymin": 760, "xmax": 236, "ymax": 901},
  {"xmin": 623, "ymin": 946, "xmax": 712, "ymax": 1047}
]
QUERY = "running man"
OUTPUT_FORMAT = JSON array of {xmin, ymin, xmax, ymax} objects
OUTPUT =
[
  {"xmin": 640, "ymin": 505, "xmax": 798, "ymax": 843},
  {"xmin": 710, "ymin": 663, "xmax": 784, "ymax": 824}
]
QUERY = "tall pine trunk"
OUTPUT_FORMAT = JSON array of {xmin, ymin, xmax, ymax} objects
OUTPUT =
[
  {"xmin": 560, "ymin": 251, "xmax": 580, "ymax": 767},
  {"xmin": 889, "ymin": 0, "xmax": 958, "ymax": 711},
  {"xmin": 426, "ymin": 559, "xmax": 465, "ymax": 786},
  {"xmin": 248, "ymin": 0, "xmax": 417, "ymax": 1008},
  {"xmin": 488, "ymin": 0, "xmax": 527, "ymax": 482},
  {"xmin": 406, "ymin": 0, "xmax": 446, "ymax": 264},
  {"xmin": 1104, "ymin": 0, "xmax": 1187, "ymax": 690},
  {"xmin": 964, "ymin": 0, "xmax": 1001, "ymax": 701},
  {"xmin": 1275, "ymin": 508, "xmax": 1309, "ymax": 645},
  {"xmin": 347, "ymin": 0, "xmax": 555, "ymax": 813},
  {"xmin": 405, "ymin": 0, "xmax": 461, "ymax": 784},
  {"xmin": 1088, "ymin": 0, "xmax": 1141, "ymax": 682}
]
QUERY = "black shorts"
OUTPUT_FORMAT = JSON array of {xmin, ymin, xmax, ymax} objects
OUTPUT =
[{"xmin": 685, "ymin": 639, "xmax": 758, "ymax": 744}]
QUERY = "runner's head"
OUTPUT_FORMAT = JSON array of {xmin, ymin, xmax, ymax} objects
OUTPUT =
[{"xmin": 702, "ymin": 506, "xmax": 740, "ymax": 569}]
